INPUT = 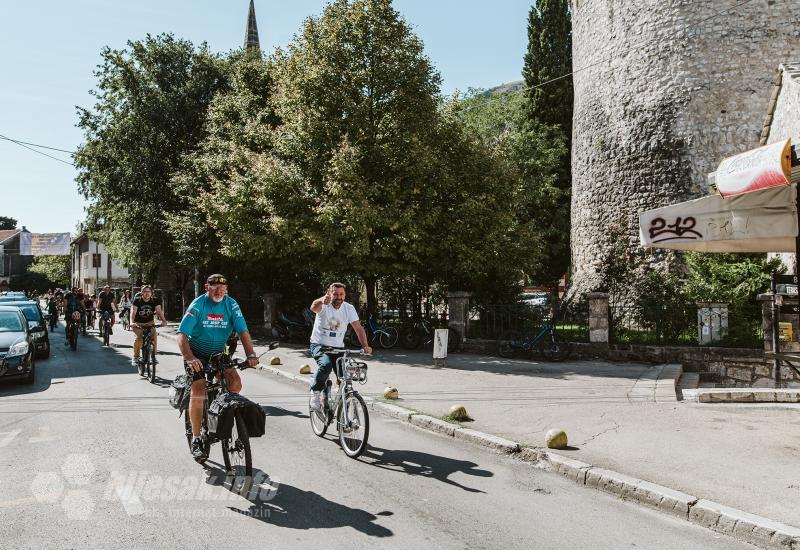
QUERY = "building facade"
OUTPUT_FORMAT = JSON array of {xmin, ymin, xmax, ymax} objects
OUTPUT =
[
  {"xmin": 569, "ymin": 0, "xmax": 800, "ymax": 296},
  {"xmin": 71, "ymin": 233, "xmax": 130, "ymax": 295},
  {"xmin": 0, "ymin": 227, "xmax": 71, "ymax": 287}
]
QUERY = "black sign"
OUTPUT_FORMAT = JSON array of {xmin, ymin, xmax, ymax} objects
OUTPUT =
[{"xmin": 774, "ymin": 275, "xmax": 799, "ymax": 285}]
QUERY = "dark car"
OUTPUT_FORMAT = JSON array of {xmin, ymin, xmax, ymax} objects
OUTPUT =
[
  {"xmin": 0, "ymin": 306, "xmax": 36, "ymax": 384},
  {"xmin": 1, "ymin": 300, "xmax": 50, "ymax": 359}
]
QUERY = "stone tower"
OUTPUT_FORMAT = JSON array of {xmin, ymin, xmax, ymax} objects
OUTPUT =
[
  {"xmin": 244, "ymin": 0, "xmax": 260, "ymax": 51},
  {"xmin": 569, "ymin": 0, "xmax": 800, "ymax": 296}
]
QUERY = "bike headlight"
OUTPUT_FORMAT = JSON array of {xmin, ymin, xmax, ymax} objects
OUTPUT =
[{"xmin": 7, "ymin": 341, "xmax": 29, "ymax": 358}]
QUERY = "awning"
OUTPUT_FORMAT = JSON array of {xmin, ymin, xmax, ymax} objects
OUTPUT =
[{"xmin": 639, "ymin": 183, "xmax": 797, "ymax": 253}]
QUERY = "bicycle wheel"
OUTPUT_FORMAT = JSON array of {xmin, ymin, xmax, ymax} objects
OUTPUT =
[
  {"xmin": 337, "ymin": 392, "xmax": 369, "ymax": 458},
  {"xmin": 447, "ymin": 327, "xmax": 460, "ymax": 353},
  {"xmin": 185, "ymin": 408, "xmax": 211, "ymax": 456},
  {"xmin": 138, "ymin": 340, "xmax": 148, "ymax": 377},
  {"xmin": 497, "ymin": 330, "xmax": 523, "ymax": 358},
  {"xmin": 103, "ymin": 321, "xmax": 110, "ymax": 346},
  {"xmin": 148, "ymin": 344, "xmax": 156, "ymax": 383},
  {"xmin": 310, "ymin": 397, "xmax": 329, "ymax": 437},
  {"xmin": 540, "ymin": 332, "xmax": 571, "ymax": 362},
  {"xmin": 401, "ymin": 327, "xmax": 421, "ymax": 350},
  {"xmin": 378, "ymin": 327, "xmax": 399, "ymax": 349},
  {"xmin": 222, "ymin": 410, "xmax": 252, "ymax": 479}
]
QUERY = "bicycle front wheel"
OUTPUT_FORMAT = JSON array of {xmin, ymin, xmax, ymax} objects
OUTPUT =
[
  {"xmin": 540, "ymin": 332, "xmax": 571, "ymax": 362},
  {"xmin": 378, "ymin": 327, "xmax": 399, "ymax": 349},
  {"xmin": 222, "ymin": 410, "xmax": 253, "ymax": 481},
  {"xmin": 148, "ymin": 344, "xmax": 156, "ymax": 383},
  {"xmin": 103, "ymin": 322, "xmax": 110, "ymax": 346},
  {"xmin": 496, "ymin": 331, "xmax": 522, "ymax": 358},
  {"xmin": 338, "ymin": 392, "xmax": 369, "ymax": 458},
  {"xmin": 401, "ymin": 327, "xmax": 421, "ymax": 350}
]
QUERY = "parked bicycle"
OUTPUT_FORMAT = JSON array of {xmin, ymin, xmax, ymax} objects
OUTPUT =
[
  {"xmin": 137, "ymin": 326, "xmax": 157, "ymax": 383},
  {"xmin": 171, "ymin": 342, "xmax": 278, "ymax": 482},
  {"xmin": 401, "ymin": 317, "xmax": 460, "ymax": 353},
  {"xmin": 98, "ymin": 310, "xmax": 112, "ymax": 347},
  {"xmin": 309, "ymin": 347, "xmax": 370, "ymax": 458},
  {"xmin": 344, "ymin": 314, "xmax": 399, "ymax": 349},
  {"xmin": 496, "ymin": 318, "xmax": 570, "ymax": 361}
]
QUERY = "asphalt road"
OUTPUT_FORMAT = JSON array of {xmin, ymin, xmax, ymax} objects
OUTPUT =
[{"xmin": 0, "ymin": 321, "xmax": 751, "ymax": 549}]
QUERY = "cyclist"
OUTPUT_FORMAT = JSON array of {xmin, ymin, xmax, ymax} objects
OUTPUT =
[
  {"xmin": 308, "ymin": 282, "xmax": 371, "ymax": 411},
  {"xmin": 97, "ymin": 285, "xmax": 118, "ymax": 335},
  {"xmin": 177, "ymin": 273, "xmax": 258, "ymax": 462},
  {"xmin": 83, "ymin": 293, "xmax": 96, "ymax": 331},
  {"xmin": 118, "ymin": 289, "xmax": 133, "ymax": 329},
  {"xmin": 47, "ymin": 295, "xmax": 58, "ymax": 330},
  {"xmin": 62, "ymin": 287, "xmax": 84, "ymax": 344},
  {"xmin": 130, "ymin": 285, "xmax": 167, "ymax": 367}
]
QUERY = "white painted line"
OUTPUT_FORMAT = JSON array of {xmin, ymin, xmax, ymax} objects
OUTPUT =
[{"xmin": 0, "ymin": 430, "xmax": 21, "ymax": 448}]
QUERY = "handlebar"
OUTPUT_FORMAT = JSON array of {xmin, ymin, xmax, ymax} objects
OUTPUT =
[{"xmin": 319, "ymin": 347, "xmax": 370, "ymax": 356}]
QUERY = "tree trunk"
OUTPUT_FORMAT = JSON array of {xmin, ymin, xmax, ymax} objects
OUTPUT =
[{"xmin": 363, "ymin": 275, "xmax": 377, "ymax": 318}]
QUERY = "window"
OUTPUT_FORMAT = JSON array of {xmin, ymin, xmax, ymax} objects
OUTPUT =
[{"xmin": 92, "ymin": 254, "xmax": 102, "ymax": 268}]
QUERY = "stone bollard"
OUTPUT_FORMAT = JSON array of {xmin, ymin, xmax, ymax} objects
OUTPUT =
[
  {"xmin": 383, "ymin": 386, "xmax": 399, "ymax": 399},
  {"xmin": 545, "ymin": 429, "xmax": 568, "ymax": 449},
  {"xmin": 261, "ymin": 292, "xmax": 282, "ymax": 334},
  {"xmin": 448, "ymin": 404, "xmax": 469, "ymax": 421},
  {"xmin": 299, "ymin": 364, "xmax": 312, "ymax": 374},
  {"xmin": 587, "ymin": 292, "xmax": 609, "ymax": 344}
]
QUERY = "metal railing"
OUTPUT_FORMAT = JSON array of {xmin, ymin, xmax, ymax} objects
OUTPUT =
[{"xmin": 466, "ymin": 301, "xmax": 589, "ymax": 342}]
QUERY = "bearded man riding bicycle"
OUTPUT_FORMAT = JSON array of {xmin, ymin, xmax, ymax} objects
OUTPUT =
[
  {"xmin": 308, "ymin": 283, "xmax": 372, "ymax": 411},
  {"xmin": 177, "ymin": 273, "xmax": 259, "ymax": 462}
]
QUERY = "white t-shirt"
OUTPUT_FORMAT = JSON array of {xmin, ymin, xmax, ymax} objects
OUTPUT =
[{"xmin": 310, "ymin": 302, "xmax": 359, "ymax": 347}]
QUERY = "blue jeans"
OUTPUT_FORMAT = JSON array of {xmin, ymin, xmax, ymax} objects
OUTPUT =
[{"xmin": 309, "ymin": 344, "xmax": 343, "ymax": 391}]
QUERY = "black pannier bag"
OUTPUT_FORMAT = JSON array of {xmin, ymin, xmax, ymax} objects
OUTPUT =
[
  {"xmin": 208, "ymin": 392, "xmax": 267, "ymax": 440},
  {"xmin": 169, "ymin": 374, "xmax": 190, "ymax": 412}
]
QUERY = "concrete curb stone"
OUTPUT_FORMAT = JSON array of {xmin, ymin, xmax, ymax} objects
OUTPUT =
[
  {"xmin": 585, "ymin": 468, "xmax": 697, "ymax": 519},
  {"xmin": 689, "ymin": 499, "xmax": 800, "ymax": 549},
  {"xmin": 408, "ymin": 414, "xmax": 456, "ymax": 437},
  {"xmin": 453, "ymin": 428, "xmax": 519, "ymax": 454}
]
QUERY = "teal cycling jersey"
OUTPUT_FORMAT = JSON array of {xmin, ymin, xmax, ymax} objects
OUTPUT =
[{"xmin": 177, "ymin": 294, "xmax": 249, "ymax": 360}]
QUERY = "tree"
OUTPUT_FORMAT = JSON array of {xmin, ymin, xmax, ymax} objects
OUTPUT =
[
  {"xmin": 203, "ymin": 0, "xmax": 522, "ymax": 312},
  {"xmin": 0, "ymin": 216, "xmax": 17, "ymax": 230},
  {"xmin": 28, "ymin": 255, "xmax": 71, "ymax": 288},
  {"xmin": 521, "ymin": 0, "xmax": 572, "ymax": 284},
  {"xmin": 74, "ymin": 34, "xmax": 229, "ymax": 284}
]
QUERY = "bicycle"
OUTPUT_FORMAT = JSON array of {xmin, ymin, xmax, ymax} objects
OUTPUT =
[
  {"xmin": 309, "ymin": 347, "xmax": 370, "ymax": 458},
  {"xmin": 496, "ymin": 319, "xmax": 570, "ymax": 361},
  {"xmin": 401, "ymin": 317, "xmax": 460, "ymax": 353},
  {"xmin": 120, "ymin": 308, "xmax": 130, "ymax": 331},
  {"xmin": 66, "ymin": 312, "xmax": 79, "ymax": 351},
  {"xmin": 136, "ymin": 325, "xmax": 157, "ymax": 383},
  {"xmin": 85, "ymin": 308, "xmax": 96, "ymax": 332},
  {"xmin": 344, "ymin": 314, "xmax": 399, "ymax": 349},
  {"xmin": 180, "ymin": 342, "xmax": 278, "ymax": 481},
  {"xmin": 98, "ymin": 310, "xmax": 112, "ymax": 347}
]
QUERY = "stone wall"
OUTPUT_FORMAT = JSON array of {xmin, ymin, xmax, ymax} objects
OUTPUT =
[{"xmin": 569, "ymin": 0, "xmax": 800, "ymax": 296}]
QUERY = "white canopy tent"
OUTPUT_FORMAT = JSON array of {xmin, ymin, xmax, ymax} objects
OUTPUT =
[{"xmin": 639, "ymin": 183, "xmax": 797, "ymax": 253}]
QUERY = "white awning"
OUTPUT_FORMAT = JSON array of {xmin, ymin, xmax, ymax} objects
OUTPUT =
[{"xmin": 639, "ymin": 184, "xmax": 797, "ymax": 253}]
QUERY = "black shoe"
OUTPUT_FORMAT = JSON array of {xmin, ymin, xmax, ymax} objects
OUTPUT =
[
  {"xmin": 109, "ymin": 328, "xmax": 113, "ymax": 335},
  {"xmin": 191, "ymin": 438, "xmax": 207, "ymax": 463}
]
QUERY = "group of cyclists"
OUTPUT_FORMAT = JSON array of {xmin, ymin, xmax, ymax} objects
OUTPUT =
[{"xmin": 38, "ymin": 274, "xmax": 372, "ymax": 465}]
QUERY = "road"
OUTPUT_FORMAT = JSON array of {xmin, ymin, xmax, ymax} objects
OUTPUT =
[{"xmin": 0, "ymin": 322, "xmax": 750, "ymax": 549}]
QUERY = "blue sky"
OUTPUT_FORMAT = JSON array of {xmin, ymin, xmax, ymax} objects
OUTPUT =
[{"xmin": 0, "ymin": 0, "xmax": 532, "ymax": 233}]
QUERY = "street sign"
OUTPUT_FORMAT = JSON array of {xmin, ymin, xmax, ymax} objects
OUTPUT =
[
  {"xmin": 777, "ymin": 284, "xmax": 799, "ymax": 296},
  {"xmin": 775, "ymin": 274, "xmax": 799, "ymax": 285}
]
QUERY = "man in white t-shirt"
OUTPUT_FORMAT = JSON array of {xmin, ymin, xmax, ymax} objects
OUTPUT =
[{"xmin": 308, "ymin": 282, "xmax": 372, "ymax": 410}]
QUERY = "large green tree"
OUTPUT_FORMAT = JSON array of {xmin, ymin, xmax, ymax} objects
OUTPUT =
[
  {"xmin": 204, "ymin": 0, "xmax": 521, "ymax": 312},
  {"xmin": 28, "ymin": 255, "xmax": 70, "ymax": 288},
  {"xmin": 520, "ymin": 0, "xmax": 573, "ymax": 284},
  {"xmin": 74, "ymin": 34, "xmax": 229, "ymax": 284},
  {"xmin": 0, "ymin": 216, "xmax": 17, "ymax": 230}
]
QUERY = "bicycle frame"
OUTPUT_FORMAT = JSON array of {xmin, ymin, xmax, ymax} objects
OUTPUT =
[{"xmin": 320, "ymin": 350, "xmax": 367, "ymax": 429}]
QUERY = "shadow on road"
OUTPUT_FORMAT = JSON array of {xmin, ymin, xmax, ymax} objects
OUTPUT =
[
  {"xmin": 261, "ymin": 405, "xmax": 309, "ymax": 419},
  {"xmin": 203, "ymin": 465, "xmax": 393, "ymax": 537},
  {"xmin": 362, "ymin": 446, "xmax": 493, "ymax": 493}
]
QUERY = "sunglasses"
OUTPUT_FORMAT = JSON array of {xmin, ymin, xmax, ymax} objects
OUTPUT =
[{"xmin": 207, "ymin": 276, "xmax": 228, "ymax": 285}]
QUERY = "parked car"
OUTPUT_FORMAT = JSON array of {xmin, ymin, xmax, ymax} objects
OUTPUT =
[
  {"xmin": 1, "ymin": 300, "xmax": 50, "ymax": 359},
  {"xmin": 0, "ymin": 305, "xmax": 36, "ymax": 384}
]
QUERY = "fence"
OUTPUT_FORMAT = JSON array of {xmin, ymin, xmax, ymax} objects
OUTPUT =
[
  {"xmin": 609, "ymin": 302, "xmax": 763, "ymax": 348},
  {"xmin": 466, "ymin": 301, "xmax": 589, "ymax": 342}
]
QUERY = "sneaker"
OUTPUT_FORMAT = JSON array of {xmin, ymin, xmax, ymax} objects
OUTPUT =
[
  {"xmin": 131, "ymin": 357, "xmax": 139, "ymax": 367},
  {"xmin": 310, "ymin": 391, "xmax": 322, "ymax": 411},
  {"xmin": 191, "ymin": 438, "xmax": 207, "ymax": 463}
]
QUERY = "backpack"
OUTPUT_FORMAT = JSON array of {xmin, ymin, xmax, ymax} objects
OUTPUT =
[{"xmin": 208, "ymin": 392, "xmax": 266, "ymax": 440}]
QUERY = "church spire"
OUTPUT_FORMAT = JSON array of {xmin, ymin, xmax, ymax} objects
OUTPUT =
[{"xmin": 244, "ymin": 0, "xmax": 261, "ymax": 51}]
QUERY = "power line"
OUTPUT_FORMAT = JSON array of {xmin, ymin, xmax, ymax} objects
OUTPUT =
[
  {"xmin": 0, "ymin": 136, "xmax": 75, "ymax": 154},
  {"xmin": 511, "ymin": 0, "xmax": 755, "ymax": 97},
  {"xmin": 0, "ymin": 133, "xmax": 75, "ymax": 167}
]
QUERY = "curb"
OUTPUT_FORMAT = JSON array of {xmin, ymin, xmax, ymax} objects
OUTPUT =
[
  {"xmin": 682, "ymin": 388, "xmax": 800, "ymax": 404},
  {"xmin": 254, "ymin": 360, "xmax": 800, "ymax": 550}
]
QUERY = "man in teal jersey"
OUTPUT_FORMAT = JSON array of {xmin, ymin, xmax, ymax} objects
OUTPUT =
[{"xmin": 177, "ymin": 273, "xmax": 258, "ymax": 462}]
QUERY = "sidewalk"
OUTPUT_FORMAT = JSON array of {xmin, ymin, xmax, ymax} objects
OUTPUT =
[{"xmin": 160, "ymin": 326, "xmax": 800, "ymax": 530}]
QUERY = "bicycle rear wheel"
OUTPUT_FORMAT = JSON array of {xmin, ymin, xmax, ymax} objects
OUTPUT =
[
  {"xmin": 338, "ymin": 392, "xmax": 369, "ymax": 458},
  {"xmin": 222, "ymin": 410, "xmax": 253, "ymax": 482},
  {"xmin": 378, "ymin": 327, "xmax": 399, "ymax": 349},
  {"xmin": 148, "ymin": 343, "xmax": 156, "ymax": 383},
  {"xmin": 103, "ymin": 321, "xmax": 110, "ymax": 346},
  {"xmin": 69, "ymin": 323, "xmax": 77, "ymax": 351},
  {"xmin": 540, "ymin": 331, "xmax": 571, "ymax": 362},
  {"xmin": 496, "ymin": 331, "xmax": 523, "ymax": 358},
  {"xmin": 401, "ymin": 327, "xmax": 421, "ymax": 350},
  {"xmin": 310, "ymin": 396, "xmax": 329, "ymax": 437}
]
